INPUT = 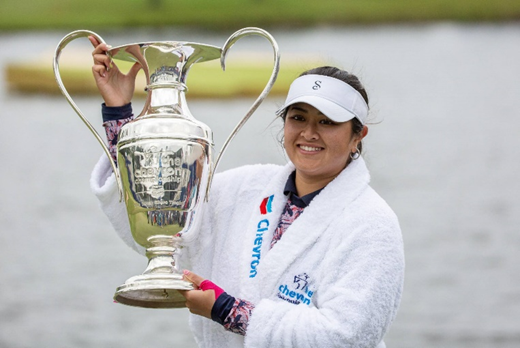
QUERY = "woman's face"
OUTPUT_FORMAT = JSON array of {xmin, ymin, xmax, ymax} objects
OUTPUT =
[{"xmin": 283, "ymin": 102, "xmax": 366, "ymax": 184}]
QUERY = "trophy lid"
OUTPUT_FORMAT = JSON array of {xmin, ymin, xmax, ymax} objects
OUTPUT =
[{"xmin": 108, "ymin": 41, "xmax": 222, "ymax": 83}]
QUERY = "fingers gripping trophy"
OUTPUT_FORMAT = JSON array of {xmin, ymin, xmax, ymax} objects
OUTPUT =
[{"xmin": 53, "ymin": 28, "xmax": 280, "ymax": 308}]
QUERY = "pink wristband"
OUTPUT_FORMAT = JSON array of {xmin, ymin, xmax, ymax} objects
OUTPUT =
[{"xmin": 199, "ymin": 280, "xmax": 225, "ymax": 300}]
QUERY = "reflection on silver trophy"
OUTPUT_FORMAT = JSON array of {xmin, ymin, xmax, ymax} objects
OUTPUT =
[{"xmin": 53, "ymin": 28, "xmax": 280, "ymax": 308}]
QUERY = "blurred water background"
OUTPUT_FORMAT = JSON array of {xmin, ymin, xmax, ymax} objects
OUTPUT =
[{"xmin": 1, "ymin": 23, "xmax": 520, "ymax": 347}]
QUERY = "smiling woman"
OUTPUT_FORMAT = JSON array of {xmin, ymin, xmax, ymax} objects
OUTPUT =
[
  {"xmin": 283, "ymin": 102, "xmax": 366, "ymax": 196},
  {"xmin": 90, "ymin": 53, "xmax": 404, "ymax": 347},
  {"xmin": 278, "ymin": 67, "xmax": 370, "ymax": 196}
]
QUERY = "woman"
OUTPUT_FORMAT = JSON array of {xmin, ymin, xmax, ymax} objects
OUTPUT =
[{"xmin": 90, "ymin": 37, "xmax": 404, "ymax": 348}]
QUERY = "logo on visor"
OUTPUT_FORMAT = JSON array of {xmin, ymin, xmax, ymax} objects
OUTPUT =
[{"xmin": 312, "ymin": 80, "xmax": 322, "ymax": 90}]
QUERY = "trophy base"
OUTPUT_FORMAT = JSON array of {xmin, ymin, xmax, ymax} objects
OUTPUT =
[{"xmin": 114, "ymin": 273, "xmax": 194, "ymax": 309}]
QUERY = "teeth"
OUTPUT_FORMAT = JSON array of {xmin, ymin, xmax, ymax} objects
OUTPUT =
[{"xmin": 300, "ymin": 145, "xmax": 322, "ymax": 152}]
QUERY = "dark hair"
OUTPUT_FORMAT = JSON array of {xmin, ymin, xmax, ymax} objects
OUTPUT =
[{"xmin": 279, "ymin": 66, "xmax": 369, "ymax": 156}]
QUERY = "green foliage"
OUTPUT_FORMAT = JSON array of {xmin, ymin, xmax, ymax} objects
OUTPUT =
[
  {"xmin": 2, "ymin": 0, "xmax": 519, "ymax": 31},
  {"xmin": 7, "ymin": 55, "xmax": 322, "ymax": 98}
]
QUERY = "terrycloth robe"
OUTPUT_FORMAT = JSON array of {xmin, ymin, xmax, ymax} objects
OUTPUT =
[{"xmin": 91, "ymin": 155, "xmax": 404, "ymax": 348}]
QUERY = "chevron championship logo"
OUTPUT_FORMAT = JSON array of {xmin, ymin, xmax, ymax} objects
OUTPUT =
[{"xmin": 277, "ymin": 273, "xmax": 314, "ymax": 306}]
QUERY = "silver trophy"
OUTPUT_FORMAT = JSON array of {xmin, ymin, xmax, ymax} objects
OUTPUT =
[{"xmin": 53, "ymin": 28, "xmax": 279, "ymax": 308}]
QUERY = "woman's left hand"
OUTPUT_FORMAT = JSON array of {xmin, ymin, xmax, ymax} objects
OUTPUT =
[{"xmin": 179, "ymin": 270, "xmax": 221, "ymax": 319}]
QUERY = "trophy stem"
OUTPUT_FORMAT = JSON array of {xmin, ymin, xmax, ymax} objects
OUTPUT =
[
  {"xmin": 114, "ymin": 236, "xmax": 194, "ymax": 308},
  {"xmin": 144, "ymin": 235, "xmax": 180, "ymax": 274}
]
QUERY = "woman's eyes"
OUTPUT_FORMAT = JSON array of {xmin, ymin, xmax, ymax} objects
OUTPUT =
[
  {"xmin": 319, "ymin": 119, "xmax": 337, "ymax": 125},
  {"xmin": 288, "ymin": 115, "xmax": 336, "ymax": 125}
]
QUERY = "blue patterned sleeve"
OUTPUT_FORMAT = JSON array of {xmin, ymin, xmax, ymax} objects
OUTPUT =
[
  {"xmin": 211, "ymin": 293, "xmax": 255, "ymax": 336},
  {"xmin": 101, "ymin": 103, "xmax": 134, "ymax": 162}
]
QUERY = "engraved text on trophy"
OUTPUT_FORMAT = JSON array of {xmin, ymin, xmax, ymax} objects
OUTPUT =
[{"xmin": 118, "ymin": 140, "xmax": 207, "ymax": 246}]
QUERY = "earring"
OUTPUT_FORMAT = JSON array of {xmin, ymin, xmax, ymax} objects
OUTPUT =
[{"xmin": 350, "ymin": 148, "xmax": 361, "ymax": 160}]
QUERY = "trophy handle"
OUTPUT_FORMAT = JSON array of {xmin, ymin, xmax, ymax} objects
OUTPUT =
[
  {"xmin": 206, "ymin": 27, "xmax": 280, "ymax": 200},
  {"xmin": 53, "ymin": 30, "xmax": 123, "ymax": 202}
]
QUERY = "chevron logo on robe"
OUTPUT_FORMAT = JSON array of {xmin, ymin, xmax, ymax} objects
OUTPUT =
[{"xmin": 259, "ymin": 195, "xmax": 274, "ymax": 215}]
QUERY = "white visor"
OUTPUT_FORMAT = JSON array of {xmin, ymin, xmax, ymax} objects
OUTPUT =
[{"xmin": 277, "ymin": 74, "xmax": 368, "ymax": 124}]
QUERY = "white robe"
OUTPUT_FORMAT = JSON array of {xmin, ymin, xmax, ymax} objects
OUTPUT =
[{"xmin": 91, "ymin": 155, "xmax": 404, "ymax": 348}]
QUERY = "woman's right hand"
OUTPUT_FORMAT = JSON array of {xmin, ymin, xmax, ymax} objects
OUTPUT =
[{"xmin": 89, "ymin": 35, "xmax": 142, "ymax": 107}]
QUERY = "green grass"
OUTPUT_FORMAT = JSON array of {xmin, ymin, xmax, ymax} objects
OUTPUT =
[
  {"xmin": 2, "ymin": 0, "xmax": 520, "ymax": 31},
  {"xmin": 7, "ymin": 55, "xmax": 323, "ymax": 98}
]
